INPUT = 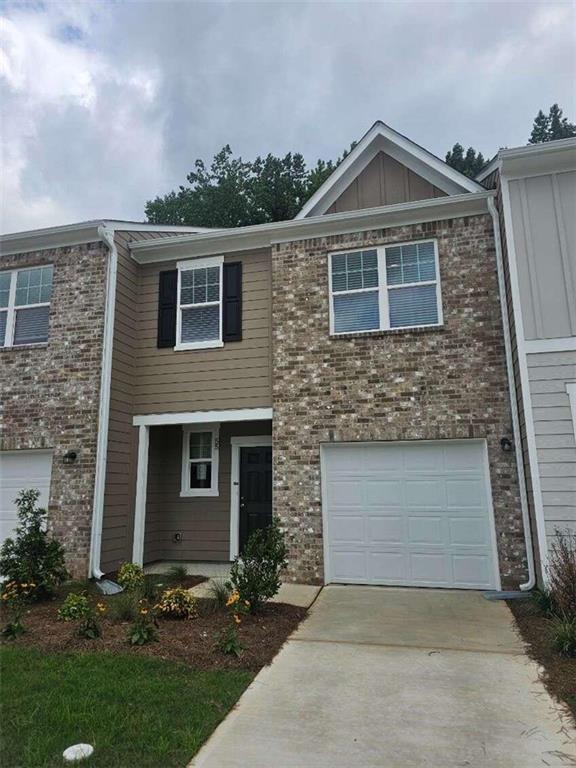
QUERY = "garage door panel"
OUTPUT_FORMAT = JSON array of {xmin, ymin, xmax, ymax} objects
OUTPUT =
[
  {"xmin": 407, "ymin": 516, "xmax": 444, "ymax": 545},
  {"xmin": 364, "ymin": 480, "xmax": 403, "ymax": 507},
  {"xmin": 323, "ymin": 440, "xmax": 498, "ymax": 590},
  {"xmin": 0, "ymin": 451, "xmax": 53, "ymax": 548},
  {"xmin": 366, "ymin": 515, "xmax": 405, "ymax": 543},
  {"xmin": 446, "ymin": 479, "xmax": 486, "ymax": 508},
  {"xmin": 405, "ymin": 479, "xmax": 445, "ymax": 508},
  {"xmin": 449, "ymin": 517, "xmax": 490, "ymax": 546},
  {"xmin": 330, "ymin": 515, "xmax": 364, "ymax": 544}
]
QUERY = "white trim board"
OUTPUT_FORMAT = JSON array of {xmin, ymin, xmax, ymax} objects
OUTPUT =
[
  {"xmin": 133, "ymin": 407, "xmax": 273, "ymax": 427},
  {"xmin": 296, "ymin": 121, "xmax": 482, "ymax": 219},
  {"xmin": 229, "ymin": 436, "xmax": 273, "ymax": 560},
  {"xmin": 567, "ymin": 383, "xmax": 576, "ymax": 441},
  {"xmin": 524, "ymin": 337, "xmax": 576, "ymax": 354}
]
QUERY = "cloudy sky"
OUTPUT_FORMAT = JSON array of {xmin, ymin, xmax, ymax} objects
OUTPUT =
[{"xmin": 1, "ymin": 0, "xmax": 574, "ymax": 233}]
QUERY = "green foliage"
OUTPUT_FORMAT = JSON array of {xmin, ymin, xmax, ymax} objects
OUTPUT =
[
  {"xmin": 216, "ymin": 623, "xmax": 244, "ymax": 658},
  {"xmin": 445, "ymin": 143, "xmax": 487, "ymax": 178},
  {"xmin": 145, "ymin": 144, "xmax": 354, "ymax": 228},
  {"xmin": 58, "ymin": 592, "xmax": 105, "ymax": 639},
  {"xmin": 166, "ymin": 564, "xmax": 188, "ymax": 585},
  {"xmin": 529, "ymin": 104, "xmax": 576, "ymax": 144},
  {"xmin": 0, "ymin": 489, "xmax": 68, "ymax": 600},
  {"xmin": 531, "ymin": 588, "xmax": 556, "ymax": 617},
  {"xmin": 107, "ymin": 591, "xmax": 140, "ymax": 623},
  {"xmin": 547, "ymin": 529, "xmax": 576, "ymax": 621},
  {"xmin": 208, "ymin": 579, "xmax": 231, "ymax": 610},
  {"xmin": 227, "ymin": 521, "xmax": 287, "ymax": 612},
  {"xmin": 551, "ymin": 618, "xmax": 576, "ymax": 657},
  {"xmin": 1, "ymin": 581, "xmax": 35, "ymax": 639},
  {"xmin": 155, "ymin": 587, "xmax": 197, "ymax": 619},
  {"xmin": 58, "ymin": 592, "xmax": 91, "ymax": 622},
  {"xmin": 117, "ymin": 562, "xmax": 145, "ymax": 593},
  {"xmin": 127, "ymin": 601, "xmax": 158, "ymax": 645}
]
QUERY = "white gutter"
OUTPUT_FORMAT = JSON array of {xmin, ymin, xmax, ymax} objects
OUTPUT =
[
  {"xmin": 88, "ymin": 224, "xmax": 118, "ymax": 579},
  {"xmin": 487, "ymin": 196, "xmax": 535, "ymax": 591}
]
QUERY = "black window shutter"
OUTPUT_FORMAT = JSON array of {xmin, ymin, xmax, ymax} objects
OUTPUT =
[
  {"xmin": 223, "ymin": 262, "xmax": 242, "ymax": 342},
  {"xmin": 157, "ymin": 269, "xmax": 177, "ymax": 348}
]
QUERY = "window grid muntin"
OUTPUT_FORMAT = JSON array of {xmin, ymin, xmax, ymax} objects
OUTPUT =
[
  {"xmin": 0, "ymin": 266, "xmax": 53, "ymax": 348},
  {"xmin": 330, "ymin": 240, "xmax": 441, "ymax": 335},
  {"xmin": 176, "ymin": 258, "xmax": 223, "ymax": 349},
  {"xmin": 181, "ymin": 425, "xmax": 219, "ymax": 497}
]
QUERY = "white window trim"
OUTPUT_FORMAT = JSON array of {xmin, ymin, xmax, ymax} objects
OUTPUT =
[
  {"xmin": 180, "ymin": 423, "xmax": 220, "ymax": 497},
  {"xmin": 0, "ymin": 265, "xmax": 53, "ymax": 349},
  {"xmin": 328, "ymin": 239, "xmax": 443, "ymax": 336},
  {"xmin": 174, "ymin": 255, "xmax": 224, "ymax": 351},
  {"xmin": 567, "ymin": 383, "xmax": 576, "ymax": 441}
]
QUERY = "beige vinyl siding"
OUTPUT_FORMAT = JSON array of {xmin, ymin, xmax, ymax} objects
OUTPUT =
[
  {"xmin": 144, "ymin": 421, "xmax": 272, "ymax": 562},
  {"xmin": 326, "ymin": 151, "xmax": 446, "ymax": 214},
  {"xmin": 134, "ymin": 248, "xmax": 272, "ymax": 414},
  {"xmin": 100, "ymin": 234, "xmax": 273, "ymax": 573},
  {"xmin": 528, "ymin": 350, "xmax": 576, "ymax": 547},
  {"xmin": 508, "ymin": 171, "xmax": 576, "ymax": 340}
]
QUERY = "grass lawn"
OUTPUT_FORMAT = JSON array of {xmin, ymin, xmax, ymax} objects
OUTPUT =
[{"xmin": 1, "ymin": 646, "xmax": 253, "ymax": 768}]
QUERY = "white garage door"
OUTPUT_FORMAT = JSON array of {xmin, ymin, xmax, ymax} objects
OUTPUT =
[
  {"xmin": 0, "ymin": 451, "xmax": 53, "ymax": 547},
  {"xmin": 322, "ymin": 440, "xmax": 499, "ymax": 590}
]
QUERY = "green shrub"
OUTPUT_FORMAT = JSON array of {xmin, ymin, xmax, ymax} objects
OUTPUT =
[
  {"xmin": 551, "ymin": 618, "xmax": 576, "ymax": 657},
  {"xmin": 532, "ymin": 588, "xmax": 557, "ymax": 617},
  {"xmin": 227, "ymin": 521, "xmax": 287, "ymax": 612},
  {"xmin": 107, "ymin": 591, "xmax": 140, "ymax": 623},
  {"xmin": 58, "ymin": 592, "xmax": 90, "ymax": 622},
  {"xmin": 141, "ymin": 575, "xmax": 164, "ymax": 603},
  {"xmin": 547, "ymin": 530, "xmax": 576, "ymax": 621},
  {"xmin": 155, "ymin": 587, "xmax": 197, "ymax": 619},
  {"xmin": 117, "ymin": 562, "xmax": 145, "ymax": 593},
  {"xmin": 0, "ymin": 489, "xmax": 68, "ymax": 600}
]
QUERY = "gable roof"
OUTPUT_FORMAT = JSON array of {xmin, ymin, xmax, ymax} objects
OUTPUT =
[{"xmin": 296, "ymin": 121, "xmax": 483, "ymax": 219}]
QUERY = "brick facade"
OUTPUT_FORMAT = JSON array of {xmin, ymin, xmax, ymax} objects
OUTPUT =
[
  {"xmin": 0, "ymin": 242, "xmax": 108, "ymax": 578},
  {"xmin": 271, "ymin": 214, "xmax": 527, "ymax": 588}
]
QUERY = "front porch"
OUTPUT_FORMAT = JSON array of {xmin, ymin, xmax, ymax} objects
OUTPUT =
[{"xmin": 131, "ymin": 408, "xmax": 273, "ymax": 571}]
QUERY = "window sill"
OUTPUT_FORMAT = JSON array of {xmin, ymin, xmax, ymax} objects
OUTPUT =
[
  {"xmin": 330, "ymin": 324, "xmax": 445, "ymax": 340},
  {"xmin": 180, "ymin": 489, "xmax": 220, "ymax": 498},
  {"xmin": 174, "ymin": 341, "xmax": 224, "ymax": 352},
  {"xmin": 0, "ymin": 342, "xmax": 49, "ymax": 351}
]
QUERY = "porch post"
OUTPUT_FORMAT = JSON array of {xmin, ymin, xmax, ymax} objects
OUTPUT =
[{"xmin": 132, "ymin": 424, "xmax": 150, "ymax": 566}]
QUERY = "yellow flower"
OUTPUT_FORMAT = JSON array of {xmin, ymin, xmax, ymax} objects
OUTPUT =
[
  {"xmin": 140, "ymin": 608, "xmax": 148, "ymax": 616},
  {"xmin": 234, "ymin": 614, "xmax": 241, "ymax": 625}
]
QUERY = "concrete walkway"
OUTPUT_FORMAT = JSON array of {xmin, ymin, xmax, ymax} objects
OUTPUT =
[{"xmin": 190, "ymin": 586, "xmax": 576, "ymax": 768}]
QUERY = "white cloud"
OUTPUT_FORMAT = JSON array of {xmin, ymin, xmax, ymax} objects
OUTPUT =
[{"xmin": 1, "ymin": 0, "xmax": 574, "ymax": 233}]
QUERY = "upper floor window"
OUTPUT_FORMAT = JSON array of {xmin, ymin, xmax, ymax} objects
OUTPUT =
[
  {"xmin": 0, "ymin": 265, "xmax": 54, "ymax": 348},
  {"xmin": 176, "ymin": 256, "xmax": 224, "ymax": 351},
  {"xmin": 329, "ymin": 240, "xmax": 442, "ymax": 334}
]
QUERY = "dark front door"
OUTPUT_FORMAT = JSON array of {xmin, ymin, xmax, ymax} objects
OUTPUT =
[{"xmin": 239, "ymin": 445, "xmax": 272, "ymax": 552}]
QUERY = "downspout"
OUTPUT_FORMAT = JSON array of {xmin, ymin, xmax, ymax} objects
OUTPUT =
[
  {"xmin": 487, "ymin": 195, "xmax": 536, "ymax": 591},
  {"xmin": 88, "ymin": 224, "xmax": 118, "ymax": 579}
]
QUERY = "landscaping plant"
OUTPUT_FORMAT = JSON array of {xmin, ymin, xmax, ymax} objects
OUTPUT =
[
  {"xmin": 58, "ymin": 592, "xmax": 105, "ymax": 639},
  {"xmin": 155, "ymin": 587, "xmax": 197, "ymax": 619},
  {"xmin": 227, "ymin": 521, "xmax": 287, "ymax": 612},
  {"xmin": 547, "ymin": 530, "xmax": 576, "ymax": 621},
  {"xmin": 166, "ymin": 564, "xmax": 189, "ymax": 584},
  {"xmin": 216, "ymin": 590, "xmax": 250, "ymax": 657},
  {"xmin": 208, "ymin": 579, "xmax": 230, "ymax": 609},
  {"xmin": 1, "ymin": 581, "xmax": 35, "ymax": 639},
  {"xmin": 128, "ymin": 600, "xmax": 158, "ymax": 645},
  {"xmin": 0, "ymin": 489, "xmax": 68, "ymax": 600},
  {"xmin": 551, "ymin": 617, "xmax": 576, "ymax": 658},
  {"xmin": 117, "ymin": 562, "xmax": 145, "ymax": 593}
]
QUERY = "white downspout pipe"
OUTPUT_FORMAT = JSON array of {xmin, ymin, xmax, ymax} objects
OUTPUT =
[
  {"xmin": 89, "ymin": 224, "xmax": 118, "ymax": 579},
  {"xmin": 487, "ymin": 195, "xmax": 536, "ymax": 591}
]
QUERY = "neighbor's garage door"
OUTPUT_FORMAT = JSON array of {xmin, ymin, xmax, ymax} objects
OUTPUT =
[
  {"xmin": 0, "ymin": 451, "xmax": 53, "ymax": 547},
  {"xmin": 322, "ymin": 441, "xmax": 499, "ymax": 589}
]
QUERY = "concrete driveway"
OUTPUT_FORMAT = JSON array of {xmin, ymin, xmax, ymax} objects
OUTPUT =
[{"xmin": 191, "ymin": 586, "xmax": 576, "ymax": 767}]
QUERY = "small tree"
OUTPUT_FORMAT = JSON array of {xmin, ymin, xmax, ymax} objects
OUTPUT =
[
  {"xmin": 529, "ymin": 104, "xmax": 576, "ymax": 143},
  {"xmin": 227, "ymin": 521, "xmax": 287, "ymax": 612},
  {"xmin": 0, "ymin": 489, "xmax": 68, "ymax": 600}
]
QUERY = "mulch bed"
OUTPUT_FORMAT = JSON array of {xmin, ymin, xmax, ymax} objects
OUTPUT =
[
  {"xmin": 1, "ymin": 593, "xmax": 307, "ymax": 672},
  {"xmin": 508, "ymin": 599, "xmax": 576, "ymax": 722}
]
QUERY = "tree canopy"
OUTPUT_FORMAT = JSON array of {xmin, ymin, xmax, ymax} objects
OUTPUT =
[
  {"xmin": 146, "ymin": 104, "xmax": 575, "ymax": 227},
  {"xmin": 529, "ymin": 103, "xmax": 576, "ymax": 144}
]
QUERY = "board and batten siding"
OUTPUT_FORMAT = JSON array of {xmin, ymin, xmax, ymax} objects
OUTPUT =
[
  {"xmin": 528, "ymin": 350, "xmax": 576, "ymax": 545},
  {"xmin": 508, "ymin": 170, "xmax": 576, "ymax": 341},
  {"xmin": 326, "ymin": 151, "xmax": 446, "ymax": 215},
  {"xmin": 100, "ymin": 235, "xmax": 273, "ymax": 573}
]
